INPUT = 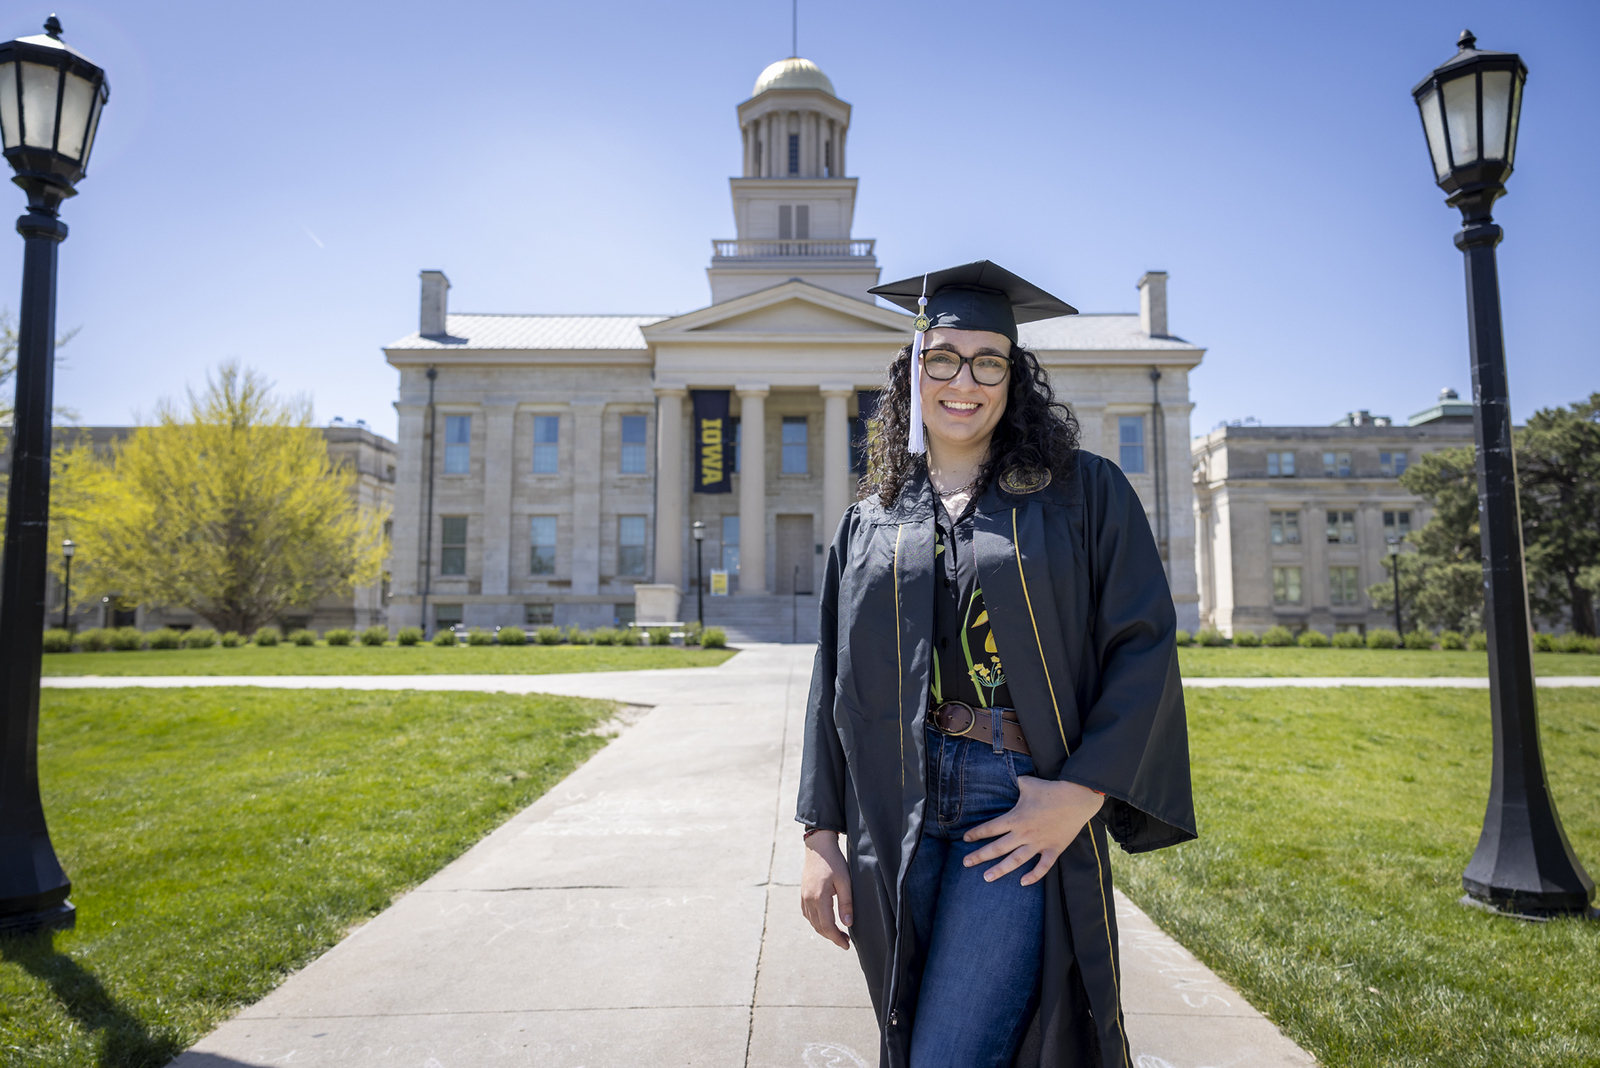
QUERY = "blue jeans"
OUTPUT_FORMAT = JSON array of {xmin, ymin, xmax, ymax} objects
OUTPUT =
[{"xmin": 905, "ymin": 725, "xmax": 1044, "ymax": 1068}]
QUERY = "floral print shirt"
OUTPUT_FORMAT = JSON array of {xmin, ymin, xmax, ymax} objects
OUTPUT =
[{"xmin": 930, "ymin": 494, "xmax": 1013, "ymax": 710}]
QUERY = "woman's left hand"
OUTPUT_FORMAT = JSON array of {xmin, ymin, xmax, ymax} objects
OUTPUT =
[{"xmin": 963, "ymin": 777, "xmax": 1104, "ymax": 886}]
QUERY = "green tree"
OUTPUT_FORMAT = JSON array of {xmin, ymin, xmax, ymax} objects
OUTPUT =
[
  {"xmin": 1517, "ymin": 393, "xmax": 1600, "ymax": 635},
  {"xmin": 80, "ymin": 362, "xmax": 387, "ymax": 633},
  {"xmin": 1368, "ymin": 446, "xmax": 1485, "ymax": 633}
]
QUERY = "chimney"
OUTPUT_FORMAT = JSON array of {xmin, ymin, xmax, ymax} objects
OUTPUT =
[
  {"xmin": 419, "ymin": 270, "xmax": 450, "ymax": 337},
  {"xmin": 1138, "ymin": 271, "xmax": 1168, "ymax": 337}
]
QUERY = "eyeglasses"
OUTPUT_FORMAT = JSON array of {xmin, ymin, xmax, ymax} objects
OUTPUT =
[{"xmin": 922, "ymin": 350, "xmax": 1010, "ymax": 387}]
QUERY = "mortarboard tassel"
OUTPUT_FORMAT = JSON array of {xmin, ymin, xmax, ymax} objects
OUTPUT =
[{"xmin": 907, "ymin": 275, "xmax": 929, "ymax": 455}]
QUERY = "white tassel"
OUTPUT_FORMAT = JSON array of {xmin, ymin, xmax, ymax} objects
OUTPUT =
[{"xmin": 907, "ymin": 277, "xmax": 929, "ymax": 455}]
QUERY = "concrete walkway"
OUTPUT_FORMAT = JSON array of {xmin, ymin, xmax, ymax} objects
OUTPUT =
[{"xmin": 144, "ymin": 644, "xmax": 1322, "ymax": 1067}]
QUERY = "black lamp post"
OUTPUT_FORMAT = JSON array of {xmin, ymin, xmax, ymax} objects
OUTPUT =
[
  {"xmin": 1387, "ymin": 541, "xmax": 1403, "ymax": 636},
  {"xmin": 691, "ymin": 521, "xmax": 705, "ymax": 626},
  {"xmin": 1413, "ymin": 31, "xmax": 1593, "ymax": 918},
  {"xmin": 0, "ymin": 15, "xmax": 108, "ymax": 935},
  {"xmin": 59, "ymin": 537, "xmax": 73, "ymax": 631}
]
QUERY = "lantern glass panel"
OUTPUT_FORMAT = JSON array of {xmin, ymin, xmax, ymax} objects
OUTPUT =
[
  {"xmin": 1507, "ymin": 74, "xmax": 1522, "ymax": 165},
  {"xmin": 56, "ymin": 71, "xmax": 95, "ymax": 160},
  {"xmin": 0, "ymin": 63, "xmax": 18, "ymax": 149},
  {"xmin": 19, "ymin": 61, "xmax": 60, "ymax": 149},
  {"xmin": 1480, "ymin": 70, "xmax": 1512, "ymax": 161},
  {"xmin": 1418, "ymin": 86, "xmax": 1449, "ymax": 179},
  {"xmin": 1441, "ymin": 73, "xmax": 1479, "ymax": 166}
]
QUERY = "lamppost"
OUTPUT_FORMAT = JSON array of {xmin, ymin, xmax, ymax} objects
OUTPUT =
[
  {"xmin": 1387, "ymin": 541, "xmax": 1403, "ymax": 636},
  {"xmin": 0, "ymin": 15, "xmax": 109, "ymax": 934},
  {"xmin": 1413, "ymin": 31, "xmax": 1593, "ymax": 917},
  {"xmin": 691, "ymin": 521, "xmax": 705, "ymax": 626},
  {"xmin": 59, "ymin": 538, "xmax": 73, "ymax": 631}
]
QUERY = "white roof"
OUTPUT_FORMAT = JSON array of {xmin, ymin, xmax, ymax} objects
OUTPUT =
[
  {"xmin": 387, "ymin": 313, "xmax": 667, "ymax": 351},
  {"xmin": 1019, "ymin": 314, "xmax": 1202, "ymax": 352}
]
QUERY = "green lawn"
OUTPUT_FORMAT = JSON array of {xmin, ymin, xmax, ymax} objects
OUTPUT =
[
  {"xmin": 1, "ymin": 687, "xmax": 618, "ymax": 1067},
  {"xmin": 1114, "ymin": 686, "xmax": 1600, "ymax": 1068},
  {"xmin": 40, "ymin": 643, "xmax": 737, "ymax": 676},
  {"xmin": 1177, "ymin": 646, "xmax": 1599, "ymax": 676}
]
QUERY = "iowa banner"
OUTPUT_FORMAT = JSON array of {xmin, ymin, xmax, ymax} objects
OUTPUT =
[{"xmin": 692, "ymin": 389, "xmax": 731, "ymax": 494}]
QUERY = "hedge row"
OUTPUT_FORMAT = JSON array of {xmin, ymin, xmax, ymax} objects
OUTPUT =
[
  {"xmin": 1175, "ymin": 626, "xmax": 1599, "ymax": 653},
  {"xmin": 41, "ymin": 623, "xmax": 728, "ymax": 652}
]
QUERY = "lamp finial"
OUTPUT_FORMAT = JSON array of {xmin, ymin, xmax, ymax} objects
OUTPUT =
[
  {"xmin": 43, "ymin": 14, "xmax": 62, "ymax": 38},
  {"xmin": 1457, "ymin": 28, "xmax": 1476, "ymax": 51}
]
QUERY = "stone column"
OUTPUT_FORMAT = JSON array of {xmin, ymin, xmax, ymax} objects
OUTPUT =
[
  {"xmin": 392, "ymin": 398, "xmax": 428, "ymax": 628},
  {"xmin": 480, "ymin": 397, "xmax": 517, "ymax": 596},
  {"xmin": 654, "ymin": 386, "xmax": 687, "ymax": 590},
  {"xmin": 569, "ymin": 398, "xmax": 605, "ymax": 596},
  {"xmin": 820, "ymin": 382, "xmax": 854, "ymax": 541},
  {"xmin": 737, "ymin": 385, "xmax": 769, "ymax": 595}
]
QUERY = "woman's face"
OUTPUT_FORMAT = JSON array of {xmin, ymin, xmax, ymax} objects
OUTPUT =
[{"xmin": 918, "ymin": 327, "xmax": 1011, "ymax": 453}]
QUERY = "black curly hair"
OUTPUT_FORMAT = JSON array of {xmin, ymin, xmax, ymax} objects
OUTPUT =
[{"xmin": 859, "ymin": 342, "xmax": 1080, "ymax": 507}]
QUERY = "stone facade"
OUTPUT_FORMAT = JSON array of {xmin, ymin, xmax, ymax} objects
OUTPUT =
[
  {"xmin": 383, "ymin": 57, "xmax": 1206, "ymax": 641},
  {"xmin": 1191, "ymin": 393, "xmax": 1476, "ymax": 637}
]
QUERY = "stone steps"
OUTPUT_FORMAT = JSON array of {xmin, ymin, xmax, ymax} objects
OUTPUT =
[{"xmin": 698, "ymin": 592, "xmax": 820, "ymax": 644}]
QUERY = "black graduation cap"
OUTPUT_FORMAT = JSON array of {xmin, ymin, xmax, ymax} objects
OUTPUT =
[{"xmin": 870, "ymin": 260, "xmax": 1078, "ymax": 345}]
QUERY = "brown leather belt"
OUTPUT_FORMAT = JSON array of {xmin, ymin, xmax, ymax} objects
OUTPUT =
[{"xmin": 928, "ymin": 701, "xmax": 1031, "ymax": 756}]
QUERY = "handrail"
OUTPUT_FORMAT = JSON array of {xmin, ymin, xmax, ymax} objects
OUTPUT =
[{"xmin": 711, "ymin": 238, "xmax": 876, "ymax": 259}]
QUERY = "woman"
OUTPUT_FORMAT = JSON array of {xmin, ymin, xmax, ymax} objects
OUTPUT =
[{"xmin": 797, "ymin": 261, "xmax": 1196, "ymax": 1068}]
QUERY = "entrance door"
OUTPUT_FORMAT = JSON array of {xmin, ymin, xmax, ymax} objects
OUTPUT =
[{"xmin": 775, "ymin": 514, "xmax": 814, "ymax": 595}]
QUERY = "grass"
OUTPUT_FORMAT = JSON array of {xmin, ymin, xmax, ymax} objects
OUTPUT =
[
  {"xmin": 1113, "ymin": 686, "xmax": 1600, "ymax": 1068},
  {"xmin": 1, "ymin": 687, "xmax": 618, "ymax": 1067},
  {"xmin": 40, "ymin": 643, "xmax": 737, "ymax": 676},
  {"xmin": 1176, "ymin": 646, "xmax": 1599, "ymax": 677}
]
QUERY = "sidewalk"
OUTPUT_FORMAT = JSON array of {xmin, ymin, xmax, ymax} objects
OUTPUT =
[{"xmin": 155, "ymin": 644, "xmax": 1316, "ymax": 1067}]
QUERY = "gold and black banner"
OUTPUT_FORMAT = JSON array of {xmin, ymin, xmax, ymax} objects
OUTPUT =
[{"xmin": 692, "ymin": 389, "xmax": 732, "ymax": 494}]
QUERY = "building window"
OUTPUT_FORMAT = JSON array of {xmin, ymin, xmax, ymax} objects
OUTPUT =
[
  {"xmin": 778, "ymin": 204, "xmax": 810, "ymax": 241},
  {"xmin": 443, "ymin": 415, "xmax": 470, "ymax": 474},
  {"xmin": 620, "ymin": 415, "xmax": 648, "ymax": 474},
  {"xmin": 533, "ymin": 415, "xmax": 559, "ymax": 474},
  {"xmin": 1118, "ymin": 416, "xmax": 1145, "ymax": 474},
  {"xmin": 618, "ymin": 515, "xmax": 647, "ymax": 576},
  {"xmin": 1272, "ymin": 566, "xmax": 1303, "ymax": 605},
  {"xmin": 1326, "ymin": 510, "xmax": 1358, "ymax": 544},
  {"xmin": 788, "ymin": 133, "xmax": 799, "ymax": 174},
  {"xmin": 730, "ymin": 417, "xmax": 741, "ymax": 474},
  {"xmin": 1323, "ymin": 451, "xmax": 1351, "ymax": 478},
  {"xmin": 525, "ymin": 603, "xmax": 553, "ymax": 626},
  {"xmin": 615, "ymin": 603, "xmax": 636, "ymax": 627},
  {"xmin": 824, "ymin": 140, "xmax": 833, "ymax": 176},
  {"xmin": 1330, "ymin": 566, "xmax": 1362, "ymax": 605},
  {"xmin": 1383, "ymin": 510, "xmax": 1413, "ymax": 543},
  {"xmin": 782, "ymin": 415, "xmax": 809, "ymax": 474},
  {"xmin": 530, "ymin": 515, "xmax": 557, "ymax": 575},
  {"xmin": 440, "ymin": 516, "xmax": 467, "ymax": 576},
  {"xmin": 721, "ymin": 515, "xmax": 740, "ymax": 578},
  {"xmin": 1270, "ymin": 510, "xmax": 1301, "ymax": 545},
  {"xmin": 435, "ymin": 603, "xmax": 463, "ymax": 630},
  {"xmin": 779, "ymin": 204, "xmax": 792, "ymax": 239},
  {"xmin": 1380, "ymin": 451, "xmax": 1409, "ymax": 478},
  {"xmin": 1267, "ymin": 451, "xmax": 1296, "ymax": 477}
]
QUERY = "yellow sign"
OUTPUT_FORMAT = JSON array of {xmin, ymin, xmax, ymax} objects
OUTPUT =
[{"xmin": 710, "ymin": 569, "xmax": 729, "ymax": 596}]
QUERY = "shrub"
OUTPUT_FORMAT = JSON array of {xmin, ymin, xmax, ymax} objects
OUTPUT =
[
  {"xmin": 219, "ymin": 631, "xmax": 244, "ymax": 648},
  {"xmin": 1260, "ymin": 625, "xmax": 1295, "ymax": 647},
  {"xmin": 535, "ymin": 626, "xmax": 563, "ymax": 646},
  {"xmin": 1554, "ymin": 632, "xmax": 1599, "ymax": 655},
  {"xmin": 591, "ymin": 627, "xmax": 620, "ymax": 646},
  {"xmin": 253, "ymin": 626, "xmax": 281, "ymax": 647},
  {"xmin": 288, "ymin": 629, "xmax": 317, "ymax": 647},
  {"xmin": 183, "ymin": 628, "xmax": 218, "ymax": 649},
  {"xmin": 360, "ymin": 625, "xmax": 388, "ymax": 646},
  {"xmin": 1366, "ymin": 628, "xmax": 1400, "ymax": 650},
  {"xmin": 1439, "ymin": 630, "xmax": 1466, "ymax": 650},
  {"xmin": 496, "ymin": 626, "xmax": 528, "ymax": 646},
  {"xmin": 465, "ymin": 627, "xmax": 494, "ymax": 646},
  {"xmin": 1403, "ymin": 630, "xmax": 1435, "ymax": 650},
  {"xmin": 1195, "ymin": 628, "xmax": 1227, "ymax": 647},
  {"xmin": 682, "ymin": 620, "xmax": 704, "ymax": 646},
  {"xmin": 648, "ymin": 626, "xmax": 673, "ymax": 646},
  {"xmin": 432, "ymin": 628, "xmax": 459, "ymax": 647},
  {"xmin": 1468, "ymin": 631, "xmax": 1489, "ymax": 651},
  {"xmin": 701, "ymin": 626, "xmax": 728, "ymax": 649},
  {"xmin": 147, "ymin": 628, "xmax": 184, "ymax": 650},
  {"xmin": 77, "ymin": 627, "xmax": 111, "ymax": 651},
  {"xmin": 1298, "ymin": 629, "xmax": 1330, "ymax": 648},
  {"xmin": 1233, "ymin": 631, "xmax": 1261, "ymax": 648},
  {"xmin": 1331, "ymin": 630, "xmax": 1364, "ymax": 649},
  {"xmin": 396, "ymin": 626, "xmax": 423, "ymax": 646},
  {"xmin": 42, "ymin": 628, "xmax": 73, "ymax": 653},
  {"xmin": 1532, "ymin": 631, "xmax": 1554, "ymax": 652},
  {"xmin": 324, "ymin": 628, "xmax": 355, "ymax": 646},
  {"xmin": 566, "ymin": 626, "xmax": 594, "ymax": 645},
  {"xmin": 110, "ymin": 627, "xmax": 145, "ymax": 651},
  {"xmin": 1172, "ymin": 630, "xmax": 1191, "ymax": 647}
]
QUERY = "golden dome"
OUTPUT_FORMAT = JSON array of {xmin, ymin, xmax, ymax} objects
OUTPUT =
[{"xmin": 751, "ymin": 57, "xmax": 835, "ymax": 98}]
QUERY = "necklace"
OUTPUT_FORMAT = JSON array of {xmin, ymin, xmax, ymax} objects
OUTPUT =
[{"xmin": 935, "ymin": 476, "xmax": 977, "ymax": 499}]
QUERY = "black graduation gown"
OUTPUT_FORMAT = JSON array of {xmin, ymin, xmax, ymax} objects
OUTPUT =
[{"xmin": 797, "ymin": 450, "xmax": 1197, "ymax": 1068}]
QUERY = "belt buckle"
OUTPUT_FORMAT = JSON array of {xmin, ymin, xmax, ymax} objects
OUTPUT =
[{"xmin": 936, "ymin": 701, "xmax": 977, "ymax": 737}]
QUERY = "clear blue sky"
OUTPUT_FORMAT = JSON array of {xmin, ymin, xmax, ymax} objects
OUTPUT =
[{"xmin": 5, "ymin": 0, "xmax": 1595, "ymax": 441}]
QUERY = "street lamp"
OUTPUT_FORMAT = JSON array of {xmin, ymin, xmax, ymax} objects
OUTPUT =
[
  {"xmin": 0, "ymin": 15, "xmax": 109, "ymax": 935},
  {"xmin": 1386, "ymin": 541, "xmax": 1403, "ymax": 636},
  {"xmin": 59, "ymin": 537, "xmax": 73, "ymax": 631},
  {"xmin": 1413, "ymin": 31, "xmax": 1593, "ymax": 918},
  {"xmin": 691, "ymin": 521, "xmax": 705, "ymax": 626}
]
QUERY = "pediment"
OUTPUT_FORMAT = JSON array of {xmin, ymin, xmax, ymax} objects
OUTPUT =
[
  {"xmin": 692, "ymin": 298, "xmax": 901, "ymax": 334},
  {"xmin": 643, "ymin": 280, "xmax": 911, "ymax": 340}
]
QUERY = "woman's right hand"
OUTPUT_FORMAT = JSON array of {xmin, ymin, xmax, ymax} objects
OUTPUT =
[{"xmin": 800, "ymin": 831, "xmax": 853, "ymax": 949}]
